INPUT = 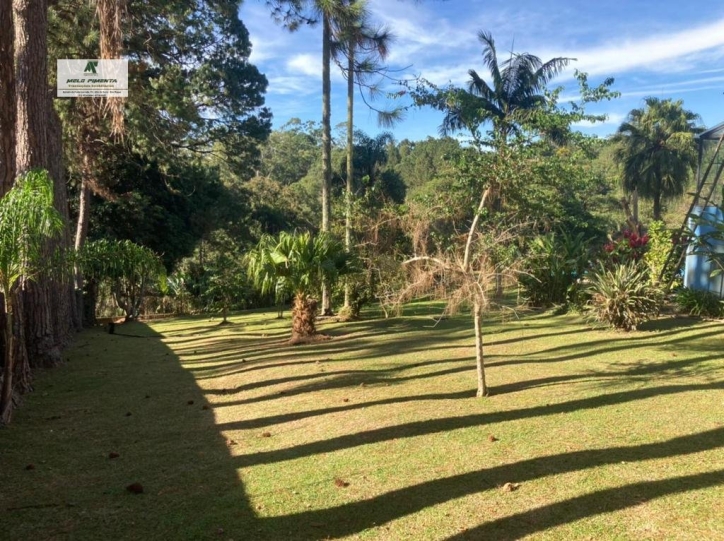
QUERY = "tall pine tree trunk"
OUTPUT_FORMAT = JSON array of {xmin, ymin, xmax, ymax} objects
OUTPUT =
[
  {"xmin": 320, "ymin": 12, "xmax": 333, "ymax": 316},
  {"xmin": 13, "ymin": 0, "xmax": 75, "ymax": 383},
  {"xmin": 0, "ymin": 0, "xmax": 15, "ymax": 195}
]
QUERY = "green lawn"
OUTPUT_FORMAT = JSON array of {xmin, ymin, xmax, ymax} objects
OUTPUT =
[{"xmin": 2, "ymin": 306, "xmax": 724, "ymax": 540}]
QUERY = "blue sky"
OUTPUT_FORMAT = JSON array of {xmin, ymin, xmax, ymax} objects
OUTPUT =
[{"xmin": 240, "ymin": 0, "xmax": 724, "ymax": 142}]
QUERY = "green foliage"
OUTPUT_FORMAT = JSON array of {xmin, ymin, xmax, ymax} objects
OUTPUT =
[
  {"xmin": 644, "ymin": 221, "xmax": 681, "ymax": 287},
  {"xmin": 0, "ymin": 170, "xmax": 63, "ymax": 294},
  {"xmin": 586, "ymin": 263, "xmax": 662, "ymax": 331},
  {"xmin": 519, "ymin": 231, "xmax": 590, "ymax": 307},
  {"xmin": 80, "ymin": 239, "xmax": 166, "ymax": 320},
  {"xmin": 246, "ymin": 231, "xmax": 352, "ymax": 301},
  {"xmin": 88, "ymin": 153, "xmax": 234, "ymax": 270},
  {"xmin": 675, "ymin": 287, "xmax": 724, "ymax": 318},
  {"xmin": 200, "ymin": 231, "xmax": 250, "ymax": 321}
]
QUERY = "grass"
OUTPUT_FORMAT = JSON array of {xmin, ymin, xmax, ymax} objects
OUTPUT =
[{"xmin": 2, "ymin": 304, "xmax": 724, "ymax": 540}]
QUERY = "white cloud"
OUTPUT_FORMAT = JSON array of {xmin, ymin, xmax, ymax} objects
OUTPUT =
[
  {"xmin": 287, "ymin": 53, "xmax": 320, "ymax": 77},
  {"xmin": 550, "ymin": 18, "xmax": 724, "ymax": 76}
]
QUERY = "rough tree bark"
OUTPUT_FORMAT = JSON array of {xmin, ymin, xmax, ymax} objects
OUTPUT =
[
  {"xmin": 0, "ymin": 0, "xmax": 16, "ymax": 195},
  {"xmin": 291, "ymin": 292, "xmax": 317, "ymax": 342}
]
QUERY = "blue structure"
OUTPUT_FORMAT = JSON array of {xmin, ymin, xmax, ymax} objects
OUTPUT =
[{"xmin": 684, "ymin": 205, "xmax": 724, "ymax": 297}]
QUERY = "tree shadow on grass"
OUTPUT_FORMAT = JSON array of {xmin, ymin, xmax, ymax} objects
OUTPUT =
[
  {"xmin": 231, "ymin": 380, "xmax": 724, "ymax": 469},
  {"xmin": 254, "ymin": 427, "xmax": 724, "ymax": 540},
  {"xmin": 6, "ymin": 314, "xmax": 724, "ymax": 540},
  {"xmin": 1, "ymin": 322, "xmax": 258, "ymax": 541}
]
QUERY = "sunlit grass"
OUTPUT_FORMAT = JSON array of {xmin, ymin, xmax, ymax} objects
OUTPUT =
[{"xmin": 2, "ymin": 305, "xmax": 723, "ymax": 540}]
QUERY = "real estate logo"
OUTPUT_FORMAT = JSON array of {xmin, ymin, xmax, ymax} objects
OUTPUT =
[
  {"xmin": 83, "ymin": 61, "xmax": 99, "ymax": 75},
  {"xmin": 57, "ymin": 59, "xmax": 128, "ymax": 98}
]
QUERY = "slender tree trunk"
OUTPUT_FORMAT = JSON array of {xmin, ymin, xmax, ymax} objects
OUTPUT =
[
  {"xmin": 653, "ymin": 188, "xmax": 662, "ymax": 222},
  {"xmin": 74, "ymin": 173, "xmax": 92, "ymax": 322},
  {"xmin": 473, "ymin": 300, "xmax": 487, "ymax": 397},
  {"xmin": 320, "ymin": 12, "xmax": 332, "ymax": 315},
  {"xmin": 632, "ymin": 186, "xmax": 639, "ymax": 226},
  {"xmin": 1, "ymin": 292, "xmax": 15, "ymax": 423},
  {"xmin": 0, "ymin": 0, "xmax": 15, "ymax": 195},
  {"xmin": 344, "ymin": 44, "xmax": 355, "ymax": 309}
]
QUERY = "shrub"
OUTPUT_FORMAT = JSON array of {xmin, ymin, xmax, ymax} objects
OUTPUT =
[
  {"xmin": 586, "ymin": 262, "xmax": 662, "ymax": 331},
  {"xmin": 675, "ymin": 287, "xmax": 724, "ymax": 318},
  {"xmin": 644, "ymin": 221, "xmax": 682, "ymax": 287},
  {"xmin": 519, "ymin": 231, "xmax": 590, "ymax": 307}
]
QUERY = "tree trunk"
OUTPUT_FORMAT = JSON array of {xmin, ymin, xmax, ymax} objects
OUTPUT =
[
  {"xmin": 291, "ymin": 292, "xmax": 317, "ymax": 342},
  {"xmin": 0, "ymin": 0, "xmax": 15, "ymax": 195},
  {"xmin": 74, "ymin": 170, "xmax": 92, "ymax": 322},
  {"xmin": 653, "ymin": 189, "xmax": 662, "ymax": 221},
  {"xmin": 1, "ymin": 293, "xmax": 15, "ymax": 423},
  {"xmin": 632, "ymin": 186, "xmax": 639, "ymax": 226},
  {"xmin": 320, "ymin": 12, "xmax": 332, "ymax": 316},
  {"xmin": 14, "ymin": 0, "xmax": 48, "ymax": 174},
  {"xmin": 473, "ymin": 300, "xmax": 487, "ymax": 397},
  {"xmin": 344, "ymin": 44, "xmax": 355, "ymax": 309}
]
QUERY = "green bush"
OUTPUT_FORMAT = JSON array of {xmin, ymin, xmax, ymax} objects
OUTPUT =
[
  {"xmin": 519, "ymin": 231, "xmax": 590, "ymax": 307},
  {"xmin": 586, "ymin": 262, "xmax": 662, "ymax": 331},
  {"xmin": 675, "ymin": 288, "xmax": 724, "ymax": 318},
  {"xmin": 644, "ymin": 221, "xmax": 681, "ymax": 287}
]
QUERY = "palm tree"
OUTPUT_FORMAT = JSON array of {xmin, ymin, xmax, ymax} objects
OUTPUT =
[
  {"xmin": 332, "ymin": 2, "xmax": 393, "ymax": 309},
  {"xmin": 267, "ymin": 0, "xmax": 363, "ymax": 316},
  {"xmin": 613, "ymin": 98, "xmax": 701, "ymax": 221},
  {"xmin": 0, "ymin": 170, "xmax": 63, "ymax": 424},
  {"xmin": 247, "ymin": 231, "xmax": 350, "ymax": 341},
  {"xmin": 439, "ymin": 31, "xmax": 572, "ymax": 144}
]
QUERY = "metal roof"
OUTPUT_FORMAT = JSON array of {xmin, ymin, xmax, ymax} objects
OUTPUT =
[{"xmin": 698, "ymin": 121, "xmax": 724, "ymax": 141}]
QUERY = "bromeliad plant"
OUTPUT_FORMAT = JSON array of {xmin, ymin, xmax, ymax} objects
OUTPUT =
[
  {"xmin": 586, "ymin": 262, "xmax": 662, "ymax": 331},
  {"xmin": 0, "ymin": 170, "xmax": 64, "ymax": 423},
  {"xmin": 247, "ymin": 231, "xmax": 351, "ymax": 342},
  {"xmin": 519, "ymin": 230, "xmax": 591, "ymax": 307}
]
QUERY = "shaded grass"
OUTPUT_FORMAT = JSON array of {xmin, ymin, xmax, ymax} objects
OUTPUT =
[{"xmin": 2, "ymin": 305, "xmax": 724, "ymax": 540}]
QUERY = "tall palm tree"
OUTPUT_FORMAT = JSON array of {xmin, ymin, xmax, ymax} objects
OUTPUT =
[
  {"xmin": 439, "ymin": 31, "xmax": 572, "ymax": 144},
  {"xmin": 332, "ymin": 1, "xmax": 393, "ymax": 308},
  {"xmin": 266, "ymin": 0, "xmax": 362, "ymax": 315},
  {"xmin": 613, "ymin": 98, "xmax": 701, "ymax": 221},
  {"xmin": 247, "ymin": 231, "xmax": 350, "ymax": 341}
]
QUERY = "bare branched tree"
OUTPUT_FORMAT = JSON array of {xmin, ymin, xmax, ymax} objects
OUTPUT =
[{"xmin": 399, "ymin": 194, "xmax": 524, "ymax": 397}]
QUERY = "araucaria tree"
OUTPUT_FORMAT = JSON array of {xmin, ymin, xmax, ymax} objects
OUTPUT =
[
  {"xmin": 0, "ymin": 171, "xmax": 63, "ymax": 424},
  {"xmin": 613, "ymin": 97, "xmax": 700, "ymax": 221},
  {"xmin": 247, "ymin": 231, "xmax": 350, "ymax": 342}
]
